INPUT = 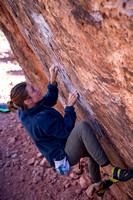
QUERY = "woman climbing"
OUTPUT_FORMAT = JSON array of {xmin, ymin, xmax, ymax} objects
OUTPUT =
[{"xmin": 7, "ymin": 66, "xmax": 133, "ymax": 197}]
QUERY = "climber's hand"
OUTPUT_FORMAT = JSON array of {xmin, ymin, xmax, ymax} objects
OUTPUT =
[
  {"xmin": 50, "ymin": 66, "xmax": 59, "ymax": 85},
  {"xmin": 67, "ymin": 91, "xmax": 78, "ymax": 106}
]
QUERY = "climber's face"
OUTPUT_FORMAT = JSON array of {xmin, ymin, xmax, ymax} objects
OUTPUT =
[{"xmin": 24, "ymin": 83, "xmax": 43, "ymax": 108}]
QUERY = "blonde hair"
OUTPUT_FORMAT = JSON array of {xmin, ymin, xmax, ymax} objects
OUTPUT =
[{"xmin": 7, "ymin": 82, "xmax": 30, "ymax": 112}]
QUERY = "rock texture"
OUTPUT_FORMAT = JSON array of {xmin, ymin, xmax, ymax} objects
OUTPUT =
[{"xmin": 0, "ymin": 0, "xmax": 133, "ymax": 199}]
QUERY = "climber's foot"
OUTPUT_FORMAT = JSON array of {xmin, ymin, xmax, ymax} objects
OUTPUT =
[
  {"xmin": 104, "ymin": 166, "xmax": 133, "ymax": 182},
  {"xmin": 112, "ymin": 166, "xmax": 133, "ymax": 182},
  {"xmin": 93, "ymin": 179, "xmax": 113, "ymax": 197}
]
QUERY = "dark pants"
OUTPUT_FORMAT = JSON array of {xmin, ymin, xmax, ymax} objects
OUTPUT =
[{"xmin": 64, "ymin": 121, "xmax": 109, "ymax": 183}]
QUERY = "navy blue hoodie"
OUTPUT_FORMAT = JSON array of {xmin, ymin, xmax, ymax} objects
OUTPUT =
[{"xmin": 18, "ymin": 83, "xmax": 76, "ymax": 166}]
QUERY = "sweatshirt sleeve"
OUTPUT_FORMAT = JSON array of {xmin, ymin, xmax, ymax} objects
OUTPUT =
[
  {"xmin": 63, "ymin": 106, "xmax": 76, "ymax": 130},
  {"xmin": 33, "ymin": 106, "xmax": 76, "ymax": 140},
  {"xmin": 42, "ymin": 82, "xmax": 58, "ymax": 107}
]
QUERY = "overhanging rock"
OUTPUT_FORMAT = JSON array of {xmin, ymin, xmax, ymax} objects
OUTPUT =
[{"xmin": 0, "ymin": 1, "xmax": 133, "ymax": 199}]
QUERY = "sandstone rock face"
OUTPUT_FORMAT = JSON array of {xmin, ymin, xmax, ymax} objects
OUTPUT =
[{"xmin": 0, "ymin": 0, "xmax": 133, "ymax": 199}]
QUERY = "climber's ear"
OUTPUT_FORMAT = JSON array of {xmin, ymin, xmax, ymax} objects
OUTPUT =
[{"xmin": 24, "ymin": 98, "xmax": 32, "ymax": 106}]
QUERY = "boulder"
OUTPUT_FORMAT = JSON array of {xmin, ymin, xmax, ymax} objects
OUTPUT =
[{"xmin": 0, "ymin": 0, "xmax": 133, "ymax": 199}]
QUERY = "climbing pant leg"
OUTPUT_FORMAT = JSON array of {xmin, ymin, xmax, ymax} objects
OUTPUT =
[
  {"xmin": 64, "ymin": 121, "xmax": 109, "ymax": 183},
  {"xmin": 88, "ymin": 156, "xmax": 101, "ymax": 183}
]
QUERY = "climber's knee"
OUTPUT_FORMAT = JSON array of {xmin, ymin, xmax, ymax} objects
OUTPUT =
[
  {"xmin": 77, "ymin": 121, "xmax": 91, "ymax": 129},
  {"xmin": 76, "ymin": 121, "xmax": 94, "ymax": 137}
]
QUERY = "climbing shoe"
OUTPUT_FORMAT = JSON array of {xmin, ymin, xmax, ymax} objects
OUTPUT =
[
  {"xmin": 104, "ymin": 166, "xmax": 133, "ymax": 182},
  {"xmin": 93, "ymin": 179, "xmax": 113, "ymax": 197},
  {"xmin": 112, "ymin": 166, "xmax": 133, "ymax": 182}
]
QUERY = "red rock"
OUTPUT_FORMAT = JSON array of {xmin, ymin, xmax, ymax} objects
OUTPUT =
[
  {"xmin": 73, "ymin": 165, "xmax": 83, "ymax": 175},
  {"xmin": 65, "ymin": 182, "xmax": 71, "ymax": 189},
  {"xmin": 104, "ymin": 193, "xmax": 115, "ymax": 200},
  {"xmin": 34, "ymin": 160, "xmax": 39, "ymax": 167},
  {"xmin": 60, "ymin": 186, "xmax": 77, "ymax": 198},
  {"xmin": 76, "ymin": 188, "xmax": 82, "ymax": 195},
  {"xmin": 37, "ymin": 152, "xmax": 44, "ymax": 158},
  {"xmin": 28, "ymin": 158, "xmax": 35, "ymax": 165},
  {"xmin": 79, "ymin": 176, "xmax": 88, "ymax": 189},
  {"xmin": 33, "ymin": 173, "xmax": 42, "ymax": 183},
  {"xmin": 69, "ymin": 173, "xmax": 79, "ymax": 180},
  {"xmin": 40, "ymin": 157, "xmax": 47, "ymax": 166},
  {"xmin": 71, "ymin": 180, "xmax": 77, "ymax": 186},
  {"xmin": 85, "ymin": 184, "xmax": 95, "ymax": 199},
  {"xmin": 0, "ymin": 0, "xmax": 132, "ymax": 199}
]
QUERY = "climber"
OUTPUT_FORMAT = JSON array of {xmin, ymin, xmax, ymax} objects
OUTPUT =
[{"xmin": 7, "ymin": 66, "xmax": 133, "ymax": 197}]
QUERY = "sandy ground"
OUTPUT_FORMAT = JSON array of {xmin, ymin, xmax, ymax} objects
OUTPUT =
[{"xmin": 0, "ymin": 31, "xmax": 116, "ymax": 200}]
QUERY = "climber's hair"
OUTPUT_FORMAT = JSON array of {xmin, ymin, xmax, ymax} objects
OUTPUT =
[{"xmin": 7, "ymin": 82, "xmax": 30, "ymax": 113}]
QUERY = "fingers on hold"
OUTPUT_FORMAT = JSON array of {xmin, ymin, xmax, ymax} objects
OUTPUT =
[
  {"xmin": 50, "ymin": 65, "xmax": 57, "ymax": 71},
  {"xmin": 55, "ymin": 67, "xmax": 59, "ymax": 73},
  {"xmin": 74, "ymin": 91, "xmax": 78, "ymax": 97},
  {"xmin": 54, "ymin": 65, "xmax": 59, "ymax": 70}
]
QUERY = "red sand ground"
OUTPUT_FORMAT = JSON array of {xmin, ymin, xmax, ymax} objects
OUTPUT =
[{"xmin": 0, "ymin": 31, "xmax": 116, "ymax": 200}]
